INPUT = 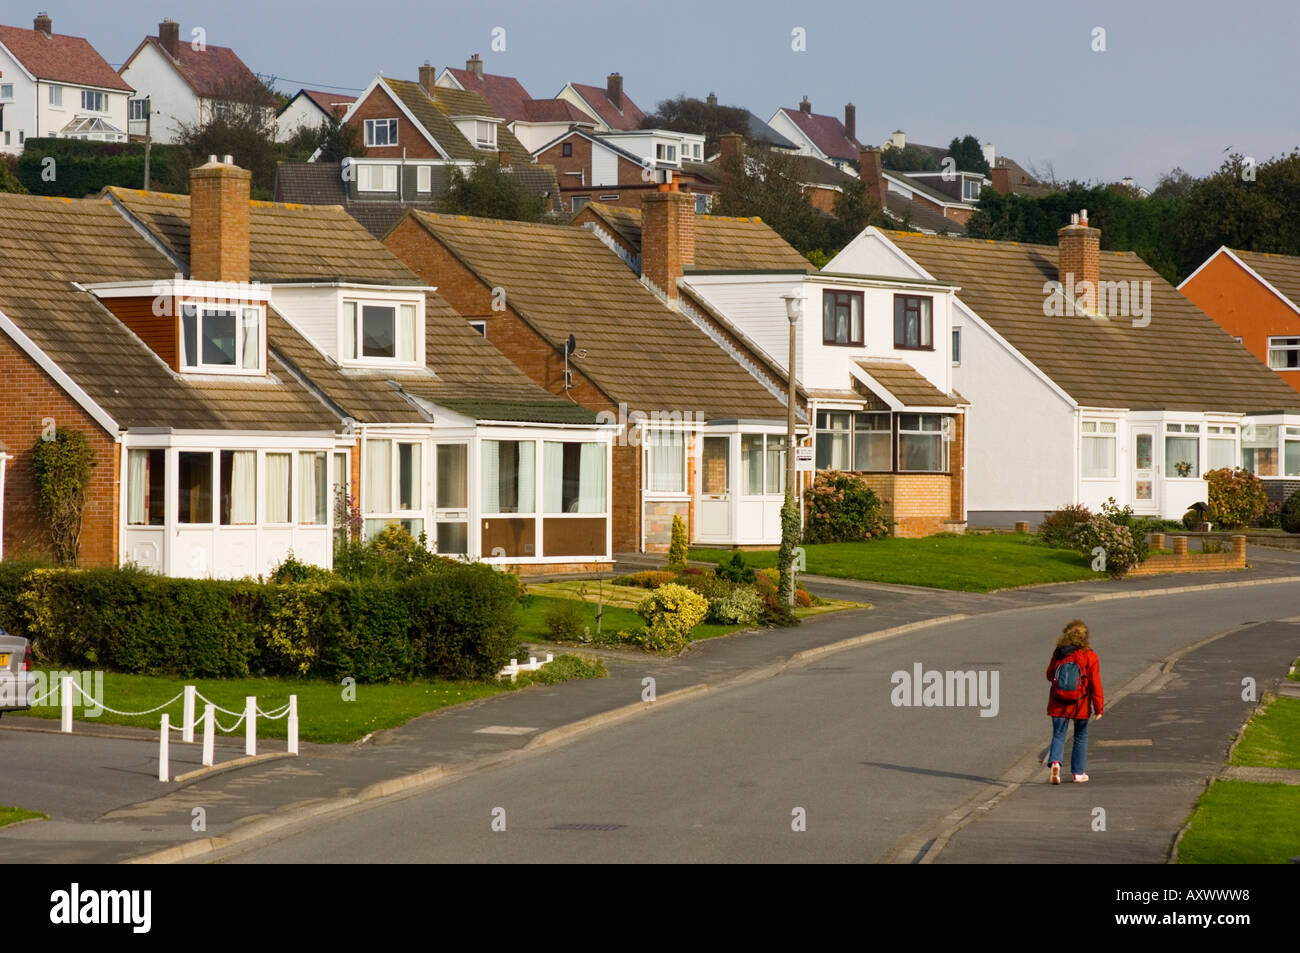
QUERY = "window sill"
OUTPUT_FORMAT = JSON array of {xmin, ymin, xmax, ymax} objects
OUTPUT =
[
  {"xmin": 822, "ymin": 340, "xmax": 866, "ymax": 348},
  {"xmin": 894, "ymin": 345, "xmax": 937, "ymax": 352}
]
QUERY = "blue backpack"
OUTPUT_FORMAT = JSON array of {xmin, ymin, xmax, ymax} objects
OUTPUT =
[{"xmin": 1053, "ymin": 653, "xmax": 1087, "ymax": 702}]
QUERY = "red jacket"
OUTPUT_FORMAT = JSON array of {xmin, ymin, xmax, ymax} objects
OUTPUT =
[{"xmin": 1047, "ymin": 646, "xmax": 1104, "ymax": 718}]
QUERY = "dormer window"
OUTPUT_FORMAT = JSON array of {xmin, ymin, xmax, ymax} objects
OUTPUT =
[
  {"xmin": 342, "ymin": 299, "xmax": 421, "ymax": 364},
  {"xmin": 181, "ymin": 303, "xmax": 263, "ymax": 373},
  {"xmin": 655, "ymin": 143, "xmax": 677, "ymax": 163},
  {"xmin": 475, "ymin": 120, "xmax": 497, "ymax": 149}
]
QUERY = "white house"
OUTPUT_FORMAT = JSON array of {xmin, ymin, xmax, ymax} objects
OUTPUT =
[
  {"xmin": 823, "ymin": 216, "xmax": 1300, "ymax": 526},
  {"xmin": 0, "ymin": 13, "xmax": 131, "ymax": 153},
  {"xmin": 275, "ymin": 88, "xmax": 355, "ymax": 143},
  {"xmin": 119, "ymin": 19, "xmax": 271, "ymax": 144}
]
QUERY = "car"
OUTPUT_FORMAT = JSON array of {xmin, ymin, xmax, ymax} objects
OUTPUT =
[{"xmin": 0, "ymin": 630, "xmax": 36, "ymax": 719}]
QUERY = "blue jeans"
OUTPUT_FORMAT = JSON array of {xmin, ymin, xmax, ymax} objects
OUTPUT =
[{"xmin": 1049, "ymin": 716, "xmax": 1089, "ymax": 776}]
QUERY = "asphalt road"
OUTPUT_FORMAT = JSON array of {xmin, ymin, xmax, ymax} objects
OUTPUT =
[{"xmin": 207, "ymin": 583, "xmax": 1300, "ymax": 863}]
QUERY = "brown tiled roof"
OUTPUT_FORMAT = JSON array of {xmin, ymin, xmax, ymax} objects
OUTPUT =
[
  {"xmin": 443, "ymin": 67, "xmax": 532, "ymax": 121},
  {"xmin": 125, "ymin": 35, "xmax": 264, "ymax": 101},
  {"xmin": 1223, "ymin": 249, "xmax": 1300, "ymax": 310},
  {"xmin": 0, "ymin": 193, "xmax": 335, "ymax": 431},
  {"xmin": 778, "ymin": 107, "xmax": 861, "ymax": 162},
  {"xmin": 575, "ymin": 203, "xmax": 813, "ymax": 273},
  {"xmin": 520, "ymin": 98, "xmax": 594, "ymax": 124},
  {"xmin": 405, "ymin": 211, "xmax": 787, "ymax": 419},
  {"xmin": 299, "ymin": 89, "xmax": 355, "ymax": 118},
  {"xmin": 381, "ymin": 79, "xmax": 530, "ymax": 164},
  {"xmin": 856, "ymin": 360, "xmax": 963, "ymax": 407},
  {"xmin": 569, "ymin": 82, "xmax": 645, "ymax": 131},
  {"xmin": 0, "ymin": 23, "xmax": 132, "ymax": 91},
  {"xmin": 885, "ymin": 194, "xmax": 966, "ymax": 236},
  {"xmin": 104, "ymin": 187, "xmax": 419, "ymax": 284},
  {"xmin": 886, "ymin": 231, "xmax": 1300, "ymax": 413},
  {"xmin": 428, "ymin": 85, "xmax": 532, "ymax": 163}
]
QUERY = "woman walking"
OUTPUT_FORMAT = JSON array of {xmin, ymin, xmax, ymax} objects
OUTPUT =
[{"xmin": 1046, "ymin": 619, "xmax": 1104, "ymax": 784}]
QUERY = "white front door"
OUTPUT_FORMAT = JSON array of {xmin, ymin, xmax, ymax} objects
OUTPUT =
[
  {"xmin": 697, "ymin": 435, "xmax": 731, "ymax": 540},
  {"xmin": 1132, "ymin": 427, "xmax": 1158, "ymax": 514}
]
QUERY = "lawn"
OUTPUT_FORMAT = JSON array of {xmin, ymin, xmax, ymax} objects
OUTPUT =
[
  {"xmin": 20, "ymin": 669, "xmax": 507, "ymax": 744},
  {"xmin": 1177, "ymin": 781, "xmax": 1300, "ymax": 864},
  {"xmin": 690, "ymin": 533, "xmax": 1099, "ymax": 592},
  {"xmin": 0, "ymin": 806, "xmax": 46, "ymax": 828},
  {"xmin": 1230, "ymin": 696, "xmax": 1300, "ymax": 770}
]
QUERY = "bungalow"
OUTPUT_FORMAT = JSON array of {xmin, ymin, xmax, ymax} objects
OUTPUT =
[
  {"xmin": 382, "ymin": 189, "xmax": 802, "ymax": 551},
  {"xmin": 822, "ymin": 214, "xmax": 1300, "ymax": 525},
  {"xmin": 275, "ymin": 88, "xmax": 356, "ymax": 142}
]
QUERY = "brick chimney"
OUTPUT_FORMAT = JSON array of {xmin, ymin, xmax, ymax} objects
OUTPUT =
[
  {"xmin": 466, "ymin": 53, "xmax": 483, "ymax": 79},
  {"xmin": 991, "ymin": 165, "xmax": 1012, "ymax": 194},
  {"xmin": 859, "ymin": 147, "xmax": 886, "ymax": 209},
  {"xmin": 1058, "ymin": 209, "xmax": 1100, "ymax": 305},
  {"xmin": 844, "ymin": 103, "xmax": 856, "ymax": 143},
  {"xmin": 498, "ymin": 149, "xmax": 511, "ymax": 167},
  {"xmin": 799, "ymin": 96, "xmax": 812, "ymax": 115},
  {"xmin": 606, "ymin": 72, "xmax": 623, "ymax": 110},
  {"xmin": 706, "ymin": 92, "xmax": 718, "ymax": 108},
  {"xmin": 419, "ymin": 62, "xmax": 436, "ymax": 94},
  {"xmin": 189, "ymin": 156, "xmax": 251, "ymax": 283},
  {"xmin": 33, "ymin": 12, "xmax": 51, "ymax": 36},
  {"xmin": 159, "ymin": 19, "xmax": 180, "ymax": 59},
  {"xmin": 720, "ymin": 132, "xmax": 743, "ymax": 164},
  {"xmin": 641, "ymin": 179, "xmax": 694, "ymax": 299}
]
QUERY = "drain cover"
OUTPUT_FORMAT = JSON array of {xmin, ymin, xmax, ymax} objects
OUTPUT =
[{"xmin": 552, "ymin": 822, "xmax": 627, "ymax": 831}]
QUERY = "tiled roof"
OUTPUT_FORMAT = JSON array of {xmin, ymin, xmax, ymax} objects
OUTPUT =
[
  {"xmin": 520, "ymin": 98, "xmax": 594, "ymax": 124},
  {"xmin": 0, "ymin": 193, "xmax": 335, "ymax": 431},
  {"xmin": 1222, "ymin": 249, "xmax": 1300, "ymax": 309},
  {"xmin": 383, "ymin": 79, "xmax": 532, "ymax": 164},
  {"xmin": 443, "ymin": 67, "xmax": 532, "ymax": 121},
  {"xmin": 575, "ymin": 203, "xmax": 813, "ymax": 273},
  {"xmin": 994, "ymin": 156, "xmax": 1055, "ymax": 197},
  {"xmin": 406, "ymin": 211, "xmax": 787, "ymax": 419},
  {"xmin": 0, "ymin": 23, "xmax": 131, "ymax": 91},
  {"xmin": 787, "ymin": 154, "xmax": 857, "ymax": 188},
  {"xmin": 885, "ymin": 194, "xmax": 966, "ymax": 236},
  {"xmin": 569, "ymin": 82, "xmax": 645, "ymax": 131},
  {"xmin": 745, "ymin": 112, "xmax": 797, "ymax": 150},
  {"xmin": 298, "ymin": 89, "xmax": 355, "ymax": 118},
  {"xmin": 886, "ymin": 231, "xmax": 1300, "ymax": 413},
  {"xmin": 127, "ymin": 36, "xmax": 264, "ymax": 101},
  {"xmin": 779, "ymin": 107, "xmax": 861, "ymax": 162},
  {"xmin": 856, "ymin": 360, "xmax": 963, "ymax": 407}
]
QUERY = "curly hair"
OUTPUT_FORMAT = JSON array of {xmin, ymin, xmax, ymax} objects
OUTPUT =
[{"xmin": 1056, "ymin": 618, "xmax": 1090, "ymax": 649}]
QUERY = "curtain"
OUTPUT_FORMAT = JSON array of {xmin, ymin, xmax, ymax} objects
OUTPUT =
[
  {"xmin": 398, "ymin": 305, "xmax": 418, "ymax": 362},
  {"xmin": 267, "ymin": 453, "xmax": 290, "ymax": 523},
  {"xmin": 343, "ymin": 302, "xmax": 357, "ymax": 360},
  {"xmin": 228, "ymin": 451, "xmax": 256, "ymax": 524},
  {"xmin": 1208, "ymin": 439, "xmax": 1236, "ymax": 472},
  {"xmin": 397, "ymin": 443, "xmax": 421, "ymax": 511},
  {"xmin": 365, "ymin": 439, "xmax": 391, "ymax": 513},
  {"xmin": 481, "ymin": 440, "xmax": 500, "ymax": 513},
  {"xmin": 544, "ymin": 442, "xmax": 564, "ymax": 513},
  {"xmin": 128, "ymin": 450, "xmax": 147, "ymax": 525},
  {"xmin": 647, "ymin": 431, "xmax": 684, "ymax": 492},
  {"xmin": 1081, "ymin": 436, "xmax": 1115, "ymax": 478},
  {"xmin": 741, "ymin": 435, "xmax": 763, "ymax": 495},
  {"xmin": 241, "ymin": 308, "xmax": 259, "ymax": 369},
  {"xmin": 436, "ymin": 445, "xmax": 467, "ymax": 509},
  {"xmin": 578, "ymin": 442, "xmax": 606, "ymax": 512},
  {"xmin": 1165, "ymin": 436, "xmax": 1199, "ymax": 477},
  {"xmin": 301, "ymin": 452, "xmax": 327, "ymax": 524},
  {"xmin": 766, "ymin": 437, "xmax": 786, "ymax": 494},
  {"xmin": 517, "ymin": 441, "xmax": 534, "ymax": 513}
]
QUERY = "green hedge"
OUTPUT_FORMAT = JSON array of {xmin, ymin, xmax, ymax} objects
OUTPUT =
[
  {"xmin": 7, "ymin": 562, "xmax": 518, "ymax": 682},
  {"xmin": 17, "ymin": 138, "xmax": 190, "ymax": 197}
]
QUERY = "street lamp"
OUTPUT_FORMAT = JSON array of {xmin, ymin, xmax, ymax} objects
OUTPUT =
[{"xmin": 778, "ymin": 288, "xmax": 803, "ymax": 607}]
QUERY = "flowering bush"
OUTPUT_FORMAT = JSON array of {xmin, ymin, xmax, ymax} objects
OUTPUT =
[
  {"xmin": 707, "ymin": 587, "xmax": 764, "ymax": 626},
  {"xmin": 633, "ymin": 583, "xmax": 708, "ymax": 652},
  {"xmin": 1038, "ymin": 503, "xmax": 1092, "ymax": 548},
  {"xmin": 802, "ymin": 471, "xmax": 889, "ymax": 544},
  {"xmin": 1205, "ymin": 467, "xmax": 1268, "ymax": 529},
  {"xmin": 1070, "ymin": 515, "xmax": 1138, "ymax": 576}
]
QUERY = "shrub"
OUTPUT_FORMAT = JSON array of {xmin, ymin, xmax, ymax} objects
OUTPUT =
[
  {"xmin": 667, "ymin": 513, "xmax": 689, "ymax": 570},
  {"xmin": 30, "ymin": 427, "xmax": 96, "ymax": 565},
  {"xmin": 1256, "ymin": 501, "xmax": 1283, "ymax": 529},
  {"xmin": 269, "ymin": 551, "xmax": 334, "ymax": 584},
  {"xmin": 611, "ymin": 570, "xmax": 678, "ymax": 589},
  {"xmin": 1201, "ymin": 537, "xmax": 1226, "ymax": 554},
  {"xmin": 542, "ymin": 600, "xmax": 588, "ymax": 641},
  {"xmin": 633, "ymin": 583, "xmax": 708, "ymax": 652},
  {"xmin": 802, "ymin": 471, "xmax": 890, "ymax": 543},
  {"xmin": 1099, "ymin": 497, "xmax": 1158, "ymax": 563},
  {"xmin": 1283, "ymin": 489, "xmax": 1300, "ymax": 534},
  {"xmin": 795, "ymin": 588, "xmax": 813, "ymax": 608},
  {"xmin": 1070, "ymin": 515, "xmax": 1138, "ymax": 576},
  {"xmin": 510, "ymin": 653, "xmax": 607, "ymax": 687},
  {"xmin": 1038, "ymin": 503, "xmax": 1092, "ymax": 548},
  {"xmin": 677, "ymin": 573, "xmax": 735, "ymax": 601},
  {"xmin": 715, "ymin": 552, "xmax": 757, "ymax": 584},
  {"xmin": 1205, "ymin": 467, "xmax": 1268, "ymax": 529},
  {"xmin": 707, "ymin": 587, "xmax": 764, "ymax": 625}
]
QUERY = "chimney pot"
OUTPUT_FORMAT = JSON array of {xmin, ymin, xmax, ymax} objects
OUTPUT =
[
  {"xmin": 222, "ymin": 154, "xmax": 233, "ymax": 164},
  {"xmin": 34, "ymin": 12, "xmax": 51, "ymax": 36},
  {"xmin": 799, "ymin": 96, "xmax": 812, "ymax": 115},
  {"xmin": 159, "ymin": 19, "xmax": 180, "ymax": 59},
  {"xmin": 467, "ymin": 53, "xmax": 483, "ymax": 79},
  {"xmin": 190, "ymin": 159, "xmax": 252, "ymax": 284}
]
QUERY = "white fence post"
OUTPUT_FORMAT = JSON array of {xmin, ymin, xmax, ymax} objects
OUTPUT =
[
  {"xmin": 61, "ymin": 675, "xmax": 74, "ymax": 733},
  {"xmin": 182, "ymin": 685, "xmax": 196, "ymax": 743},
  {"xmin": 159, "ymin": 714, "xmax": 170, "ymax": 782},
  {"xmin": 202, "ymin": 704, "xmax": 215, "ymax": 767},
  {"xmin": 244, "ymin": 696, "xmax": 256, "ymax": 757},
  {"xmin": 287, "ymin": 694, "xmax": 298, "ymax": 756}
]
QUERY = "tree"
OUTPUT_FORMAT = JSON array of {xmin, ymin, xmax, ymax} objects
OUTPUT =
[
  {"xmin": 830, "ymin": 177, "xmax": 885, "ymax": 247},
  {"xmin": 0, "ymin": 154, "xmax": 27, "ymax": 193},
  {"xmin": 31, "ymin": 428, "xmax": 95, "ymax": 565},
  {"xmin": 946, "ymin": 135, "xmax": 990, "ymax": 175},
  {"xmin": 716, "ymin": 146, "xmax": 835, "ymax": 254},
  {"xmin": 880, "ymin": 143, "xmax": 938, "ymax": 173},
  {"xmin": 1151, "ymin": 166, "xmax": 1194, "ymax": 199},
  {"xmin": 641, "ymin": 94, "xmax": 752, "ymax": 154},
  {"xmin": 174, "ymin": 74, "xmax": 282, "ymax": 196},
  {"xmin": 441, "ymin": 158, "xmax": 549, "ymax": 222},
  {"xmin": 281, "ymin": 115, "xmax": 366, "ymax": 164}
]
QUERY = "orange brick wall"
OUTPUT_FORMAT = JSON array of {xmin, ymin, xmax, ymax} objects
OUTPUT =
[
  {"xmin": 347, "ymin": 86, "xmax": 442, "ymax": 160},
  {"xmin": 1058, "ymin": 223, "xmax": 1101, "ymax": 290},
  {"xmin": 0, "ymin": 334, "xmax": 119, "ymax": 565},
  {"xmin": 1180, "ymin": 252, "xmax": 1300, "ymax": 394},
  {"xmin": 190, "ymin": 164, "xmax": 251, "ymax": 283},
  {"xmin": 1126, "ymin": 535, "xmax": 1247, "ymax": 575}
]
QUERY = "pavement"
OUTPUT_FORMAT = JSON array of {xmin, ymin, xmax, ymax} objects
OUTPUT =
[{"xmin": 1, "ymin": 544, "xmax": 1298, "ymax": 864}]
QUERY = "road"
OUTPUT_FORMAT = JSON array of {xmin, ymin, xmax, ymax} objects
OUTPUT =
[{"xmin": 205, "ymin": 583, "xmax": 1300, "ymax": 863}]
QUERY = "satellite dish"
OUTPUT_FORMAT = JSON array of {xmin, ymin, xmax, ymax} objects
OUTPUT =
[{"xmin": 566, "ymin": 334, "xmax": 577, "ymax": 356}]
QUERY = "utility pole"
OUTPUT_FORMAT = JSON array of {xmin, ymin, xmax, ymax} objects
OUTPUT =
[
  {"xmin": 779, "ymin": 289, "xmax": 803, "ymax": 607},
  {"xmin": 143, "ymin": 98, "xmax": 152, "ymax": 190}
]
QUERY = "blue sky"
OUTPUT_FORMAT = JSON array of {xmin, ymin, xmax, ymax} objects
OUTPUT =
[{"xmin": 33, "ymin": 0, "xmax": 1300, "ymax": 187}]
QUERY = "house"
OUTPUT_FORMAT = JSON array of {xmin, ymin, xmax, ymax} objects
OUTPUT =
[
  {"xmin": 556, "ymin": 73, "xmax": 646, "ymax": 132},
  {"xmin": 119, "ymin": 19, "xmax": 272, "ymax": 144},
  {"xmin": 275, "ymin": 88, "xmax": 356, "ymax": 142},
  {"xmin": 0, "ymin": 13, "xmax": 132, "ymax": 153},
  {"xmin": 821, "ymin": 213, "xmax": 1300, "ymax": 526},
  {"xmin": 382, "ymin": 189, "xmax": 805, "ymax": 551},
  {"xmin": 858, "ymin": 147, "xmax": 969, "ymax": 234},
  {"xmin": 767, "ymin": 99, "xmax": 862, "ymax": 172},
  {"xmin": 533, "ymin": 126, "xmax": 713, "ymax": 212}
]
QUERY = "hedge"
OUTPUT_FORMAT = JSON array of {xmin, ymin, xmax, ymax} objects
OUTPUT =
[
  {"xmin": 17, "ymin": 138, "xmax": 190, "ymax": 198},
  {"xmin": 5, "ymin": 562, "xmax": 518, "ymax": 682}
]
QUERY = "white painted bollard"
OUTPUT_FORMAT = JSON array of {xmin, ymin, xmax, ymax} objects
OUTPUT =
[
  {"xmin": 61, "ymin": 676, "xmax": 74, "ymax": 733},
  {"xmin": 287, "ymin": 694, "xmax": 298, "ymax": 756},
  {"xmin": 159, "ymin": 714, "xmax": 170, "ymax": 782},
  {"xmin": 244, "ymin": 696, "xmax": 256, "ymax": 757},
  {"xmin": 202, "ymin": 704, "xmax": 215, "ymax": 767},
  {"xmin": 182, "ymin": 685, "xmax": 196, "ymax": 743}
]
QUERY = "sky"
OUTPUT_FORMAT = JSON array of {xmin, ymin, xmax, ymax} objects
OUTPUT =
[{"xmin": 28, "ymin": 0, "xmax": 1300, "ymax": 188}]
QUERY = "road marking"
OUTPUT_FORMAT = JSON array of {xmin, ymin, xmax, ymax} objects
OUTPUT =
[
  {"xmin": 474, "ymin": 725, "xmax": 539, "ymax": 735},
  {"xmin": 1096, "ymin": 739, "xmax": 1153, "ymax": 747}
]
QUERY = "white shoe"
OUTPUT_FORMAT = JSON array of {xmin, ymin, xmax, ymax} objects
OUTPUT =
[
  {"xmin": 1050, "ymin": 763, "xmax": 1061, "ymax": 785},
  {"xmin": 1073, "ymin": 773, "xmax": 1089, "ymax": 783}
]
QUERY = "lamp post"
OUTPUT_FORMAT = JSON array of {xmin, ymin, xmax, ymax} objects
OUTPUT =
[{"xmin": 778, "ymin": 289, "xmax": 803, "ymax": 607}]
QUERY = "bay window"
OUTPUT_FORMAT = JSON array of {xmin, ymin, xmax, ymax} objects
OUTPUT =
[
  {"xmin": 1287, "ymin": 427, "xmax": 1300, "ymax": 476},
  {"xmin": 300, "ymin": 452, "xmax": 329, "ymax": 524},
  {"xmin": 894, "ymin": 295, "xmax": 933, "ymax": 350},
  {"xmin": 544, "ymin": 441, "xmax": 606, "ymax": 513},
  {"xmin": 816, "ymin": 411, "xmax": 852, "ymax": 470},
  {"xmin": 740, "ymin": 434, "xmax": 787, "ymax": 495},
  {"xmin": 765, "ymin": 436, "xmax": 787, "ymax": 494},
  {"xmin": 482, "ymin": 440, "xmax": 534, "ymax": 514},
  {"xmin": 343, "ymin": 300, "xmax": 419, "ymax": 362},
  {"xmin": 266, "ymin": 453, "xmax": 292, "ymax": 523},
  {"xmin": 127, "ymin": 449, "xmax": 165, "ymax": 526},
  {"xmin": 645, "ymin": 430, "xmax": 686, "ymax": 493},
  {"xmin": 822, "ymin": 290, "xmax": 864, "ymax": 346},
  {"xmin": 178, "ymin": 451, "xmax": 213, "ymax": 524},
  {"xmin": 1243, "ymin": 424, "xmax": 1278, "ymax": 476},
  {"xmin": 1165, "ymin": 423, "xmax": 1200, "ymax": 478},
  {"xmin": 364, "ymin": 438, "xmax": 425, "ymax": 537},
  {"xmin": 1080, "ymin": 420, "xmax": 1116, "ymax": 478},
  {"xmin": 898, "ymin": 414, "xmax": 946, "ymax": 472},
  {"xmin": 1206, "ymin": 425, "xmax": 1238, "ymax": 471},
  {"xmin": 854, "ymin": 413, "xmax": 892, "ymax": 472}
]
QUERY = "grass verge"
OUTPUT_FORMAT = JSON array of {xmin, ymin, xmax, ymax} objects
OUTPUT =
[
  {"xmin": 1177, "ymin": 781, "xmax": 1300, "ymax": 864},
  {"xmin": 0, "ymin": 806, "xmax": 47, "ymax": 828},
  {"xmin": 1229, "ymin": 695, "xmax": 1300, "ymax": 770}
]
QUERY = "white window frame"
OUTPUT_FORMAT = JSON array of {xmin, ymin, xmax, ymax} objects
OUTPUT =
[
  {"xmin": 643, "ymin": 429, "xmax": 688, "ymax": 497},
  {"xmin": 357, "ymin": 163, "xmax": 398, "ymax": 192},
  {"xmin": 1080, "ymin": 419, "xmax": 1117, "ymax": 479},
  {"xmin": 180, "ymin": 303, "xmax": 265, "ymax": 374},
  {"xmin": 364, "ymin": 118, "xmax": 399, "ymax": 147},
  {"xmin": 952, "ymin": 326, "xmax": 962, "ymax": 366},
  {"xmin": 1267, "ymin": 335, "xmax": 1300, "ymax": 371},
  {"xmin": 49, "ymin": 86, "xmax": 63, "ymax": 108},
  {"xmin": 340, "ymin": 297, "xmax": 423, "ymax": 367},
  {"xmin": 0, "ymin": 85, "xmax": 13, "ymax": 101},
  {"xmin": 897, "ymin": 413, "xmax": 948, "ymax": 474},
  {"xmin": 80, "ymin": 90, "xmax": 107, "ymax": 113},
  {"xmin": 475, "ymin": 120, "xmax": 497, "ymax": 149},
  {"xmin": 1164, "ymin": 423, "xmax": 1201, "ymax": 479},
  {"xmin": 362, "ymin": 437, "xmax": 427, "ymax": 540},
  {"xmin": 128, "ymin": 98, "xmax": 148, "ymax": 121},
  {"xmin": 416, "ymin": 164, "xmax": 432, "ymax": 193}
]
